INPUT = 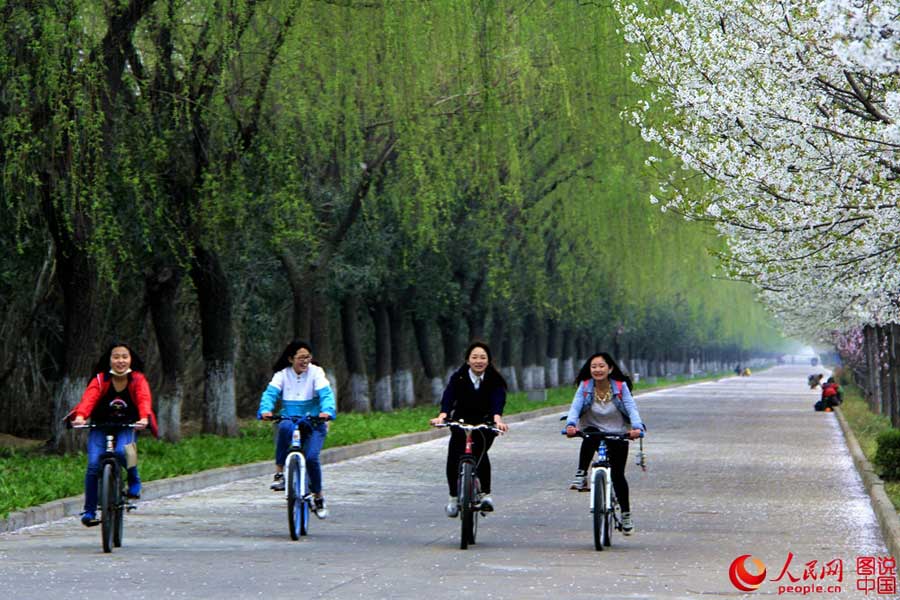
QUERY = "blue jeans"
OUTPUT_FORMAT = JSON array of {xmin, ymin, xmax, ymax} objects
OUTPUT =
[
  {"xmin": 84, "ymin": 428, "xmax": 138, "ymax": 513},
  {"xmin": 275, "ymin": 420, "xmax": 327, "ymax": 494}
]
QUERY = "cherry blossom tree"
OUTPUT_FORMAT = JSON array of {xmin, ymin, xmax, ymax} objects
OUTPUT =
[{"xmin": 612, "ymin": 0, "xmax": 900, "ymax": 338}]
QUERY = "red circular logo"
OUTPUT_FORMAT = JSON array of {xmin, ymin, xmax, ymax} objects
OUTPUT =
[{"xmin": 729, "ymin": 554, "xmax": 767, "ymax": 592}]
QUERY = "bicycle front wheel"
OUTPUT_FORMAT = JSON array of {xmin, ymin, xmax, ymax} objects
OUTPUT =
[
  {"xmin": 100, "ymin": 462, "xmax": 117, "ymax": 553},
  {"xmin": 287, "ymin": 456, "xmax": 308, "ymax": 540},
  {"xmin": 459, "ymin": 462, "xmax": 475, "ymax": 550},
  {"xmin": 113, "ymin": 471, "xmax": 124, "ymax": 548},
  {"xmin": 592, "ymin": 477, "xmax": 607, "ymax": 551}
]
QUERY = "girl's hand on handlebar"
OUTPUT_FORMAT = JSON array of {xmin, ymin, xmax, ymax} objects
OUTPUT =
[
  {"xmin": 429, "ymin": 413, "xmax": 447, "ymax": 427},
  {"xmin": 72, "ymin": 415, "xmax": 86, "ymax": 426},
  {"xmin": 627, "ymin": 428, "xmax": 643, "ymax": 440},
  {"xmin": 318, "ymin": 412, "xmax": 331, "ymax": 421},
  {"xmin": 565, "ymin": 425, "xmax": 578, "ymax": 438},
  {"xmin": 260, "ymin": 411, "xmax": 273, "ymax": 420},
  {"xmin": 493, "ymin": 416, "xmax": 508, "ymax": 433},
  {"xmin": 134, "ymin": 418, "xmax": 148, "ymax": 430}
]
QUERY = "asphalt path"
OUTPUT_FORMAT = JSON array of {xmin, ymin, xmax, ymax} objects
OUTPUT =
[{"xmin": 0, "ymin": 365, "xmax": 890, "ymax": 599}]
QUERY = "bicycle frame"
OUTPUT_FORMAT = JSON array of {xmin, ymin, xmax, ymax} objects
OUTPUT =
[
  {"xmin": 72, "ymin": 423, "xmax": 137, "ymax": 553},
  {"xmin": 433, "ymin": 420, "xmax": 500, "ymax": 550},
  {"xmin": 268, "ymin": 415, "xmax": 324, "ymax": 540}
]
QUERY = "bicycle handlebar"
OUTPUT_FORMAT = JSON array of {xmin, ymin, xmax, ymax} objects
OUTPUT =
[
  {"xmin": 560, "ymin": 429, "xmax": 643, "ymax": 440},
  {"xmin": 433, "ymin": 420, "xmax": 502, "ymax": 434},
  {"xmin": 69, "ymin": 422, "xmax": 139, "ymax": 430},
  {"xmin": 263, "ymin": 414, "xmax": 328, "ymax": 425}
]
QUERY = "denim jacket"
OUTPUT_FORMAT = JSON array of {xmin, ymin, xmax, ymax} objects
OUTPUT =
[{"xmin": 565, "ymin": 378, "xmax": 644, "ymax": 431}]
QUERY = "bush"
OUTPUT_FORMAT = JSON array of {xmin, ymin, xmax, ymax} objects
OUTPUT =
[{"xmin": 874, "ymin": 429, "xmax": 900, "ymax": 481}]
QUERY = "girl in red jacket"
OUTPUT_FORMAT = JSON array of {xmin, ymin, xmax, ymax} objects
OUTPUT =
[{"xmin": 70, "ymin": 342, "xmax": 157, "ymax": 526}]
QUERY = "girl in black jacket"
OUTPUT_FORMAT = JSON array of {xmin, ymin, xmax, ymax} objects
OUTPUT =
[{"xmin": 430, "ymin": 342, "xmax": 508, "ymax": 516}]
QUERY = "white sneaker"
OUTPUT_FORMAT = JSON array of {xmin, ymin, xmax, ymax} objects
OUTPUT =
[
  {"xmin": 622, "ymin": 512, "xmax": 634, "ymax": 535},
  {"xmin": 477, "ymin": 493, "xmax": 494, "ymax": 512},
  {"xmin": 446, "ymin": 496, "xmax": 459, "ymax": 518},
  {"xmin": 569, "ymin": 470, "xmax": 587, "ymax": 491},
  {"xmin": 313, "ymin": 496, "xmax": 328, "ymax": 519}
]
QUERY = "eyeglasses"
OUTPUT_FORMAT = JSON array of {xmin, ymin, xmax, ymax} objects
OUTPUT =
[{"xmin": 294, "ymin": 355, "xmax": 312, "ymax": 362}]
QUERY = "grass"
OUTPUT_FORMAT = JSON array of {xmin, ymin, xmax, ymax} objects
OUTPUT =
[
  {"xmin": 839, "ymin": 384, "xmax": 900, "ymax": 511},
  {"xmin": 0, "ymin": 370, "xmax": 731, "ymax": 519}
]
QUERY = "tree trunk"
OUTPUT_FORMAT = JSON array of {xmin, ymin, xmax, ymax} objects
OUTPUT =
[
  {"xmin": 389, "ymin": 304, "xmax": 415, "ymax": 408},
  {"xmin": 891, "ymin": 324, "xmax": 900, "ymax": 428},
  {"xmin": 341, "ymin": 294, "xmax": 370, "ymax": 412},
  {"xmin": 279, "ymin": 249, "xmax": 311, "ymax": 341},
  {"xmin": 414, "ymin": 317, "xmax": 443, "ymax": 404},
  {"xmin": 46, "ymin": 189, "xmax": 102, "ymax": 452},
  {"xmin": 309, "ymin": 287, "xmax": 337, "ymax": 402},
  {"xmin": 145, "ymin": 264, "xmax": 185, "ymax": 442},
  {"xmin": 439, "ymin": 316, "xmax": 464, "ymax": 382},
  {"xmin": 191, "ymin": 245, "xmax": 238, "ymax": 436},
  {"xmin": 546, "ymin": 319, "xmax": 561, "ymax": 388},
  {"xmin": 370, "ymin": 300, "xmax": 393, "ymax": 412},
  {"xmin": 561, "ymin": 327, "xmax": 576, "ymax": 385},
  {"xmin": 503, "ymin": 326, "xmax": 521, "ymax": 392}
]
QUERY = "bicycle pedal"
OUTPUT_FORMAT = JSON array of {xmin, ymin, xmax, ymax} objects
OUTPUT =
[{"xmin": 126, "ymin": 503, "xmax": 138, "ymax": 511}]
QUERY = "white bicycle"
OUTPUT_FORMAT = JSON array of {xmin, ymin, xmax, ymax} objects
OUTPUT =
[
  {"xmin": 568, "ymin": 428, "xmax": 645, "ymax": 550},
  {"xmin": 269, "ymin": 415, "xmax": 325, "ymax": 540}
]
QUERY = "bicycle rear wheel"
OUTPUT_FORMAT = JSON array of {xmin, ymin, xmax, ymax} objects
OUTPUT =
[
  {"xmin": 592, "ymin": 477, "xmax": 607, "ymax": 551},
  {"xmin": 287, "ymin": 455, "xmax": 308, "ymax": 540},
  {"xmin": 100, "ymin": 462, "xmax": 117, "ymax": 553},
  {"xmin": 459, "ymin": 462, "xmax": 475, "ymax": 550}
]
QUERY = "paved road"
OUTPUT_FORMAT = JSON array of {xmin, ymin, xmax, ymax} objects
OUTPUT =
[{"xmin": 0, "ymin": 365, "xmax": 890, "ymax": 599}]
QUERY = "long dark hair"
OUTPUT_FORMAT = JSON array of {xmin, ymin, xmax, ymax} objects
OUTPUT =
[
  {"xmin": 272, "ymin": 339, "xmax": 315, "ymax": 372},
  {"xmin": 462, "ymin": 341, "xmax": 507, "ymax": 389},
  {"xmin": 92, "ymin": 341, "xmax": 145, "ymax": 376},
  {"xmin": 574, "ymin": 352, "xmax": 632, "ymax": 392}
]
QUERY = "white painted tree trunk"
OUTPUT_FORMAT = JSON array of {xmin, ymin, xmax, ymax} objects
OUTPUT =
[
  {"xmin": 204, "ymin": 360, "xmax": 237, "ymax": 436},
  {"xmin": 430, "ymin": 377, "xmax": 444, "ymax": 405},
  {"xmin": 501, "ymin": 366, "xmax": 519, "ymax": 392},
  {"xmin": 392, "ymin": 370, "xmax": 415, "ymax": 408},
  {"xmin": 545, "ymin": 358, "xmax": 559, "ymax": 388},
  {"xmin": 374, "ymin": 375, "xmax": 393, "ymax": 412},
  {"xmin": 350, "ymin": 373, "xmax": 371, "ymax": 412}
]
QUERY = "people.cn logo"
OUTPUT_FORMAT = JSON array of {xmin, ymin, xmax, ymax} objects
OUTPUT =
[{"xmin": 729, "ymin": 554, "xmax": 767, "ymax": 592}]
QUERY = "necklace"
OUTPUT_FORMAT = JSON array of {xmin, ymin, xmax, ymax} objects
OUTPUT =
[{"xmin": 594, "ymin": 385, "xmax": 611, "ymax": 405}]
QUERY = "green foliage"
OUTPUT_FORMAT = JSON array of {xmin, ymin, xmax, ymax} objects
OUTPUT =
[{"xmin": 875, "ymin": 429, "xmax": 900, "ymax": 481}]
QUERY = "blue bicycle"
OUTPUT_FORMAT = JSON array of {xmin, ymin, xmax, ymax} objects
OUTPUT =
[{"xmin": 267, "ymin": 415, "xmax": 325, "ymax": 540}]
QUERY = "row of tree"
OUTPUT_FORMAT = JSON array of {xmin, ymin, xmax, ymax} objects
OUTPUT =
[
  {"xmin": 0, "ymin": 0, "xmax": 786, "ymax": 448},
  {"xmin": 611, "ymin": 1, "xmax": 900, "ymax": 419}
]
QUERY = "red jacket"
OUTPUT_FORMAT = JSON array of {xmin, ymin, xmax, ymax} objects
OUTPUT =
[
  {"xmin": 821, "ymin": 383, "xmax": 840, "ymax": 398},
  {"xmin": 72, "ymin": 371, "xmax": 158, "ymax": 437}
]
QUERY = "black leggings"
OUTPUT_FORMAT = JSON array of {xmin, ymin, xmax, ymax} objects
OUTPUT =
[
  {"xmin": 446, "ymin": 428, "xmax": 496, "ymax": 496},
  {"xmin": 578, "ymin": 437, "xmax": 631, "ymax": 513}
]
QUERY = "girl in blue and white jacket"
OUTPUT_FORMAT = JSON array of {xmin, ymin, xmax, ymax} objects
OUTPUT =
[{"xmin": 258, "ymin": 340, "xmax": 336, "ymax": 518}]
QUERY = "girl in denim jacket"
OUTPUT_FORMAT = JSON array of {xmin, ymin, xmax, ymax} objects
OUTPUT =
[{"xmin": 565, "ymin": 352, "xmax": 644, "ymax": 534}]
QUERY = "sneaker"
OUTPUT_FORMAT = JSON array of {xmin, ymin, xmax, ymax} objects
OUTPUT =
[
  {"xmin": 622, "ymin": 512, "xmax": 634, "ymax": 535},
  {"xmin": 477, "ymin": 493, "xmax": 494, "ymax": 512},
  {"xmin": 80, "ymin": 511, "xmax": 99, "ymax": 527},
  {"xmin": 270, "ymin": 472, "xmax": 285, "ymax": 492},
  {"xmin": 313, "ymin": 496, "xmax": 328, "ymax": 519},
  {"xmin": 569, "ymin": 470, "xmax": 587, "ymax": 491},
  {"xmin": 127, "ymin": 480, "xmax": 142, "ymax": 499},
  {"xmin": 445, "ymin": 496, "xmax": 459, "ymax": 518}
]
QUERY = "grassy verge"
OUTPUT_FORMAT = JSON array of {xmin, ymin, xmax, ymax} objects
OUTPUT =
[
  {"xmin": 839, "ymin": 385, "xmax": 900, "ymax": 510},
  {"xmin": 0, "ymin": 370, "xmax": 731, "ymax": 519}
]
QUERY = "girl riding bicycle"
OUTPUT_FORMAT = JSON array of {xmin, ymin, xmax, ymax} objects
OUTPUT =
[
  {"xmin": 69, "ymin": 342, "xmax": 157, "ymax": 527},
  {"xmin": 258, "ymin": 340, "xmax": 336, "ymax": 519},
  {"xmin": 430, "ymin": 341, "xmax": 509, "ymax": 517},
  {"xmin": 565, "ymin": 352, "xmax": 644, "ymax": 535}
]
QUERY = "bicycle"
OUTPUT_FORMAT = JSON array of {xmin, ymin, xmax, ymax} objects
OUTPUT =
[
  {"xmin": 433, "ymin": 420, "xmax": 501, "ymax": 550},
  {"xmin": 266, "ymin": 415, "xmax": 326, "ymax": 540},
  {"xmin": 71, "ymin": 423, "xmax": 138, "ymax": 553},
  {"xmin": 565, "ymin": 428, "xmax": 645, "ymax": 551}
]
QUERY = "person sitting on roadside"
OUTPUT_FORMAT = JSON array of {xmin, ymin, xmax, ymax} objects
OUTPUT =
[{"xmin": 821, "ymin": 377, "xmax": 842, "ymax": 409}]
